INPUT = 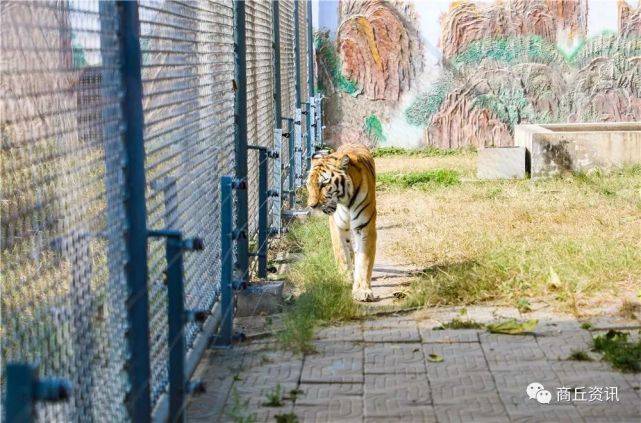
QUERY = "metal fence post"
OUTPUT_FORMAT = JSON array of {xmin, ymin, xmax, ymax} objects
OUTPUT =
[
  {"xmin": 4, "ymin": 363, "xmax": 72, "ymax": 423},
  {"xmin": 217, "ymin": 176, "xmax": 234, "ymax": 346},
  {"xmin": 306, "ymin": 0, "xmax": 315, "ymax": 160},
  {"xmin": 248, "ymin": 146, "xmax": 280, "ymax": 278},
  {"xmin": 116, "ymin": 1, "xmax": 152, "ymax": 421},
  {"xmin": 293, "ymin": 1, "xmax": 303, "ymax": 183},
  {"xmin": 271, "ymin": 128, "xmax": 283, "ymax": 233},
  {"xmin": 285, "ymin": 118, "xmax": 295, "ymax": 208},
  {"xmin": 233, "ymin": 0, "xmax": 249, "ymax": 283},
  {"xmin": 250, "ymin": 148, "xmax": 269, "ymax": 277}
]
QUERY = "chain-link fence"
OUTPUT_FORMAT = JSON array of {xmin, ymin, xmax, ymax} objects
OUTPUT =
[{"xmin": 0, "ymin": 0, "xmax": 316, "ymax": 421}]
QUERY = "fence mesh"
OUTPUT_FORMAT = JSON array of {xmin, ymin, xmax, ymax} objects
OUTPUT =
[
  {"xmin": 137, "ymin": 0, "xmax": 235, "ymax": 404},
  {"xmin": 1, "ymin": 1, "xmax": 129, "ymax": 420},
  {"xmin": 1, "ymin": 0, "xmax": 311, "ymax": 419}
]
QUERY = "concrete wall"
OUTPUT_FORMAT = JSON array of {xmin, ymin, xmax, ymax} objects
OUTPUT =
[{"xmin": 514, "ymin": 123, "xmax": 641, "ymax": 177}]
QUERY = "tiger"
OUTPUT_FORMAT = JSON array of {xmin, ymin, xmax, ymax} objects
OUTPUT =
[{"xmin": 306, "ymin": 143, "xmax": 377, "ymax": 302}]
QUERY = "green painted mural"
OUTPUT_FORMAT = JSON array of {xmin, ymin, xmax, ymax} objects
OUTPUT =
[{"xmin": 316, "ymin": 0, "xmax": 641, "ymax": 149}]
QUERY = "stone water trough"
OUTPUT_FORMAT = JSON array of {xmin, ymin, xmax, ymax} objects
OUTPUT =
[{"xmin": 513, "ymin": 122, "xmax": 641, "ymax": 178}]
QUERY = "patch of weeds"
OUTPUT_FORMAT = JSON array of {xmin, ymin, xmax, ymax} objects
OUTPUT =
[
  {"xmin": 274, "ymin": 413, "xmax": 299, "ymax": 423},
  {"xmin": 233, "ymin": 374, "xmax": 242, "ymax": 381},
  {"xmin": 286, "ymin": 388, "xmax": 304, "ymax": 401},
  {"xmin": 436, "ymin": 318, "xmax": 484, "ymax": 330},
  {"xmin": 377, "ymin": 170, "xmax": 461, "ymax": 190},
  {"xmin": 228, "ymin": 387, "xmax": 256, "ymax": 423},
  {"xmin": 373, "ymin": 146, "xmax": 464, "ymax": 158},
  {"xmin": 581, "ymin": 322, "xmax": 593, "ymax": 330},
  {"xmin": 567, "ymin": 350, "xmax": 593, "ymax": 361},
  {"xmin": 593, "ymin": 330, "xmax": 641, "ymax": 373},
  {"xmin": 619, "ymin": 300, "xmax": 640, "ymax": 320},
  {"xmin": 278, "ymin": 217, "xmax": 361, "ymax": 353},
  {"xmin": 516, "ymin": 298, "xmax": 532, "ymax": 313},
  {"xmin": 263, "ymin": 384, "xmax": 284, "ymax": 407}
]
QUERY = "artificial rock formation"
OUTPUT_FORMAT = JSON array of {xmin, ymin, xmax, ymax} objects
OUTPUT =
[
  {"xmin": 440, "ymin": 0, "xmax": 588, "ymax": 60},
  {"xmin": 337, "ymin": 0, "xmax": 423, "ymax": 102},
  {"xmin": 619, "ymin": 0, "xmax": 641, "ymax": 37}
]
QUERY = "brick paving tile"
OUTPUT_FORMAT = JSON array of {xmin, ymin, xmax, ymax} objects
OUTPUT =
[{"xmin": 364, "ymin": 343, "xmax": 425, "ymax": 374}]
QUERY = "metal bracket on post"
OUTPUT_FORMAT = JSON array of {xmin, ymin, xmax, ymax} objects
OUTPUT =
[
  {"xmin": 147, "ymin": 230, "xmax": 204, "ymax": 423},
  {"xmin": 4, "ymin": 363, "xmax": 72, "ymax": 423}
]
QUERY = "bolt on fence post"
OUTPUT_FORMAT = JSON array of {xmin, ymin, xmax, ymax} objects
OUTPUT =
[
  {"xmin": 233, "ymin": 0, "xmax": 249, "ymax": 284},
  {"xmin": 5, "ymin": 363, "xmax": 72, "ymax": 423},
  {"xmin": 116, "ymin": 1, "xmax": 152, "ymax": 421},
  {"xmin": 217, "ymin": 176, "xmax": 234, "ymax": 346}
]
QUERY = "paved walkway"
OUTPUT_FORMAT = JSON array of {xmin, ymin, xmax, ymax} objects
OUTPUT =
[{"xmin": 188, "ymin": 304, "xmax": 640, "ymax": 422}]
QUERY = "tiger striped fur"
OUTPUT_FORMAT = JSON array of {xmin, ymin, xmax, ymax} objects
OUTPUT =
[{"xmin": 306, "ymin": 143, "xmax": 377, "ymax": 302}]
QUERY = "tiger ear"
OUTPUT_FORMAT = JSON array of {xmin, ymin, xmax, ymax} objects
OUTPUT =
[{"xmin": 340, "ymin": 154, "xmax": 350, "ymax": 170}]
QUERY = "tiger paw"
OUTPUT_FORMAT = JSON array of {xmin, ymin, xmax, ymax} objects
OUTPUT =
[{"xmin": 352, "ymin": 288, "xmax": 376, "ymax": 302}]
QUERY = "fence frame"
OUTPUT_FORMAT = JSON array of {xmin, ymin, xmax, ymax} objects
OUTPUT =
[
  {"xmin": 3, "ymin": 1, "xmax": 319, "ymax": 421},
  {"xmin": 116, "ymin": 1, "xmax": 153, "ymax": 420}
]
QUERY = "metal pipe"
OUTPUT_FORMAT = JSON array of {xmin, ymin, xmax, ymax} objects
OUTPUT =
[
  {"xmin": 116, "ymin": 2, "xmax": 152, "ymax": 420},
  {"xmin": 233, "ymin": 0, "xmax": 249, "ymax": 283}
]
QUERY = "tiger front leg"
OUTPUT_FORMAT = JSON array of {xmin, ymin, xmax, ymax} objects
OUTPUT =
[
  {"xmin": 329, "ymin": 215, "xmax": 353, "ymax": 275},
  {"xmin": 351, "ymin": 224, "xmax": 376, "ymax": 302}
]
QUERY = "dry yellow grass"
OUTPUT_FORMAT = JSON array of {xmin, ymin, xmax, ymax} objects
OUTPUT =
[{"xmin": 375, "ymin": 153, "xmax": 641, "ymax": 316}]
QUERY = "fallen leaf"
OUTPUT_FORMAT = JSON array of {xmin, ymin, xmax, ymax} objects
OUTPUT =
[
  {"xmin": 426, "ymin": 353, "xmax": 444, "ymax": 362},
  {"xmin": 487, "ymin": 319, "xmax": 538, "ymax": 335}
]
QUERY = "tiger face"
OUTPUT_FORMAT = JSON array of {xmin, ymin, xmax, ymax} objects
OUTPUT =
[{"xmin": 307, "ymin": 154, "xmax": 351, "ymax": 215}]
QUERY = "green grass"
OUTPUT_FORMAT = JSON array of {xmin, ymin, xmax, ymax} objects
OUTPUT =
[
  {"xmin": 567, "ymin": 350, "xmax": 593, "ymax": 361},
  {"xmin": 377, "ymin": 170, "xmax": 460, "ymax": 190},
  {"xmin": 278, "ymin": 217, "xmax": 361, "ymax": 353},
  {"xmin": 373, "ymin": 146, "xmax": 467, "ymax": 158},
  {"xmin": 593, "ymin": 330, "xmax": 641, "ymax": 373},
  {"xmin": 263, "ymin": 384, "xmax": 284, "ymax": 407}
]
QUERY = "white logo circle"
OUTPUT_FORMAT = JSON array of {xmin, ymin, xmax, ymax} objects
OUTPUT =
[
  {"xmin": 526, "ymin": 382, "xmax": 545, "ymax": 400},
  {"xmin": 536, "ymin": 389, "xmax": 552, "ymax": 404}
]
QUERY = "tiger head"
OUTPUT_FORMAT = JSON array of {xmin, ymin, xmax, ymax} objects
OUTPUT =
[{"xmin": 306, "ymin": 152, "xmax": 351, "ymax": 215}]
